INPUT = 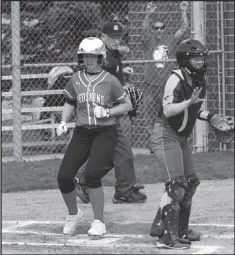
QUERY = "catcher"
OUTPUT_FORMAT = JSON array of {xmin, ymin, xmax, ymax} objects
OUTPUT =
[{"xmin": 149, "ymin": 38, "xmax": 234, "ymax": 249}]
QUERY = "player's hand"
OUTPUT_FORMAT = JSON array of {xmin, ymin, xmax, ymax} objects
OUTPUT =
[
  {"xmin": 122, "ymin": 66, "xmax": 134, "ymax": 75},
  {"xmin": 118, "ymin": 45, "xmax": 130, "ymax": 55},
  {"xmin": 111, "ymin": 12, "xmax": 119, "ymax": 22},
  {"xmin": 56, "ymin": 121, "xmax": 67, "ymax": 136},
  {"xmin": 93, "ymin": 103, "xmax": 109, "ymax": 118},
  {"xmin": 180, "ymin": 1, "xmax": 189, "ymax": 12},
  {"xmin": 189, "ymin": 87, "xmax": 205, "ymax": 105},
  {"xmin": 146, "ymin": 1, "xmax": 157, "ymax": 14}
]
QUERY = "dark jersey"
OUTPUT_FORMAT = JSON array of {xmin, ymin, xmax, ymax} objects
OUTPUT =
[
  {"xmin": 158, "ymin": 69, "xmax": 206, "ymax": 137},
  {"xmin": 102, "ymin": 47, "xmax": 124, "ymax": 85},
  {"xmin": 64, "ymin": 70, "xmax": 126, "ymax": 126}
]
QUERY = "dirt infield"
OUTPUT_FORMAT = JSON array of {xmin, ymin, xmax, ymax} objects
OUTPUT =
[{"xmin": 2, "ymin": 179, "xmax": 234, "ymax": 254}]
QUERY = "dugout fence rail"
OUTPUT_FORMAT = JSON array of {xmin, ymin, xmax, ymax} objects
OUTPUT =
[{"xmin": 2, "ymin": 1, "xmax": 233, "ymax": 162}]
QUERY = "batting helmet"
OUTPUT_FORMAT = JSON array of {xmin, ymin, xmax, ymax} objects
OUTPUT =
[
  {"xmin": 176, "ymin": 39, "xmax": 209, "ymax": 74},
  {"xmin": 77, "ymin": 37, "xmax": 106, "ymax": 64}
]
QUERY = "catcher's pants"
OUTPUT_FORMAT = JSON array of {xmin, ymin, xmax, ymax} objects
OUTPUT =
[
  {"xmin": 77, "ymin": 123, "xmax": 137, "ymax": 196},
  {"xmin": 57, "ymin": 125, "xmax": 117, "ymax": 193},
  {"xmin": 150, "ymin": 122, "xmax": 195, "ymax": 181}
]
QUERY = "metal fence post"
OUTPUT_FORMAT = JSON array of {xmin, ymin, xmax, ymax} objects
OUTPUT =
[
  {"xmin": 192, "ymin": 1, "xmax": 207, "ymax": 153},
  {"xmin": 11, "ymin": 1, "xmax": 22, "ymax": 160},
  {"xmin": 220, "ymin": 2, "xmax": 227, "ymax": 151}
]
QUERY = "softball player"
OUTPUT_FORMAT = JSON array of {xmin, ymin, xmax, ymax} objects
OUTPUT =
[
  {"xmin": 75, "ymin": 22, "xmax": 147, "ymax": 204},
  {"xmin": 149, "ymin": 39, "xmax": 211, "ymax": 249},
  {"xmin": 56, "ymin": 37, "xmax": 132, "ymax": 238}
]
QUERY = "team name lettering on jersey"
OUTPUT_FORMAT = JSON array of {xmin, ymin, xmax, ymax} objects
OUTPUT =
[
  {"xmin": 77, "ymin": 92, "xmax": 104, "ymax": 105},
  {"xmin": 64, "ymin": 69, "xmax": 126, "ymax": 126}
]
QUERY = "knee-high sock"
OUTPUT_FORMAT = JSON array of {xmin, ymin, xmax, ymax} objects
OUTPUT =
[
  {"xmin": 88, "ymin": 186, "xmax": 104, "ymax": 223},
  {"xmin": 61, "ymin": 188, "xmax": 78, "ymax": 215}
]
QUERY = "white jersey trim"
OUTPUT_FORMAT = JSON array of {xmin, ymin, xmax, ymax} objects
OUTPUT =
[
  {"xmin": 162, "ymin": 73, "xmax": 181, "ymax": 106},
  {"xmin": 63, "ymin": 89, "xmax": 76, "ymax": 100},
  {"xmin": 178, "ymin": 107, "xmax": 188, "ymax": 132},
  {"xmin": 84, "ymin": 70, "xmax": 105, "ymax": 83},
  {"xmin": 78, "ymin": 72, "xmax": 87, "ymax": 88},
  {"xmin": 92, "ymin": 72, "xmax": 109, "ymax": 125},
  {"xmin": 115, "ymin": 92, "xmax": 127, "ymax": 102}
]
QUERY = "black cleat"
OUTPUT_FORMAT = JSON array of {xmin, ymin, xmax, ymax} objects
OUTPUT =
[
  {"xmin": 179, "ymin": 229, "xmax": 201, "ymax": 241},
  {"xmin": 112, "ymin": 187, "xmax": 147, "ymax": 204},
  {"xmin": 156, "ymin": 239, "xmax": 190, "ymax": 250},
  {"xmin": 74, "ymin": 177, "xmax": 89, "ymax": 204}
]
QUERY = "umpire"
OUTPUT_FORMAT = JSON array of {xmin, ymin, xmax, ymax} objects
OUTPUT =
[{"xmin": 75, "ymin": 22, "xmax": 147, "ymax": 204}]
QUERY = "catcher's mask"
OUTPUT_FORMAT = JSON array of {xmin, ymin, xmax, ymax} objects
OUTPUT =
[
  {"xmin": 176, "ymin": 39, "xmax": 209, "ymax": 74},
  {"xmin": 77, "ymin": 37, "xmax": 106, "ymax": 67}
]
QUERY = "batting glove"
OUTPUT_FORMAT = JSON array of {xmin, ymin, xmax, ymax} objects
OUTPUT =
[
  {"xmin": 94, "ymin": 103, "xmax": 110, "ymax": 118},
  {"xmin": 56, "ymin": 121, "xmax": 67, "ymax": 136}
]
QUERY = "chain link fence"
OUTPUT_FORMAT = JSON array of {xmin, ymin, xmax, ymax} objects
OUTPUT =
[{"xmin": 2, "ymin": 1, "xmax": 232, "ymax": 161}]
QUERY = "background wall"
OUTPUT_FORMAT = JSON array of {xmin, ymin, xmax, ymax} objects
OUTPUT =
[{"xmin": 1, "ymin": 1, "xmax": 234, "ymax": 161}]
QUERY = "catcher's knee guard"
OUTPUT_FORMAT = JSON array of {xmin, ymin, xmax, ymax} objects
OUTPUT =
[
  {"xmin": 150, "ymin": 176, "xmax": 187, "ymax": 239},
  {"xmin": 165, "ymin": 176, "xmax": 188, "ymax": 202},
  {"xmin": 84, "ymin": 174, "xmax": 102, "ymax": 189},
  {"xmin": 179, "ymin": 173, "xmax": 200, "ymax": 240}
]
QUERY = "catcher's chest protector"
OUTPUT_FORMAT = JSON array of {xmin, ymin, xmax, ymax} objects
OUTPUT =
[{"xmin": 165, "ymin": 69, "xmax": 206, "ymax": 137}]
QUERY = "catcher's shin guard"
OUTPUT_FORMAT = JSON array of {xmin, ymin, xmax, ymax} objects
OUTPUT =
[
  {"xmin": 179, "ymin": 174, "xmax": 201, "ymax": 241},
  {"xmin": 151, "ymin": 176, "xmax": 187, "ymax": 238},
  {"xmin": 160, "ymin": 202, "xmax": 180, "ymax": 243}
]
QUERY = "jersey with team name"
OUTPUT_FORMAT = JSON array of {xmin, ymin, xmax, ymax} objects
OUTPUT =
[{"xmin": 63, "ymin": 69, "xmax": 126, "ymax": 126}]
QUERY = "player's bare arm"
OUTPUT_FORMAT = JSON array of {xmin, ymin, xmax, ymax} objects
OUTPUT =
[
  {"xmin": 94, "ymin": 93, "xmax": 132, "ymax": 119},
  {"xmin": 110, "ymin": 95, "xmax": 132, "ymax": 117},
  {"xmin": 56, "ymin": 102, "xmax": 76, "ymax": 136},
  {"xmin": 61, "ymin": 102, "xmax": 75, "ymax": 123},
  {"xmin": 174, "ymin": 1, "xmax": 189, "ymax": 40},
  {"xmin": 163, "ymin": 87, "xmax": 204, "ymax": 118},
  {"xmin": 141, "ymin": 2, "xmax": 157, "ymax": 38}
]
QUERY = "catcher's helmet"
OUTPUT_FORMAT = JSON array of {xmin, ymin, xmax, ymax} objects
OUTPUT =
[
  {"xmin": 77, "ymin": 37, "xmax": 106, "ymax": 66},
  {"xmin": 176, "ymin": 39, "xmax": 209, "ymax": 73}
]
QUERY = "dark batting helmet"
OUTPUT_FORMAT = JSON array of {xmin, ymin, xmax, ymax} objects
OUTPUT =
[{"xmin": 176, "ymin": 39, "xmax": 209, "ymax": 73}]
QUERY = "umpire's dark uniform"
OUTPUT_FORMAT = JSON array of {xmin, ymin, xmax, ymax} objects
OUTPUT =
[{"xmin": 77, "ymin": 22, "xmax": 147, "ymax": 203}]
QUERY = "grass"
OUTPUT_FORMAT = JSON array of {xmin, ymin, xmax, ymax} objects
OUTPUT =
[{"xmin": 2, "ymin": 151, "xmax": 234, "ymax": 193}]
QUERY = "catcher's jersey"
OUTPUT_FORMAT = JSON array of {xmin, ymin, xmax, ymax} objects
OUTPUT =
[
  {"xmin": 158, "ymin": 69, "xmax": 206, "ymax": 137},
  {"xmin": 64, "ymin": 70, "xmax": 126, "ymax": 126}
]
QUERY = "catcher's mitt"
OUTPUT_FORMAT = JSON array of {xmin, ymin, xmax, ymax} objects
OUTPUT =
[
  {"xmin": 124, "ymin": 83, "xmax": 144, "ymax": 121},
  {"xmin": 209, "ymin": 114, "xmax": 234, "ymax": 144}
]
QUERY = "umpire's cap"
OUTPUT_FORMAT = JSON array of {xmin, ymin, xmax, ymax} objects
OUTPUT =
[{"xmin": 102, "ymin": 22, "xmax": 123, "ymax": 37}]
